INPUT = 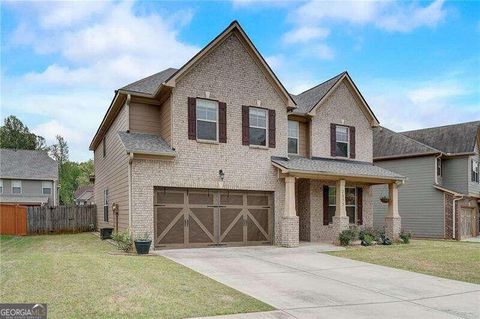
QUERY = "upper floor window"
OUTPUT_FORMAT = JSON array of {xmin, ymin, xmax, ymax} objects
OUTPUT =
[
  {"xmin": 0, "ymin": 179, "xmax": 3, "ymax": 194},
  {"xmin": 103, "ymin": 189, "xmax": 109, "ymax": 222},
  {"xmin": 196, "ymin": 98, "xmax": 218, "ymax": 141},
  {"xmin": 472, "ymin": 160, "xmax": 479, "ymax": 183},
  {"xmin": 288, "ymin": 120, "xmax": 299, "ymax": 154},
  {"xmin": 42, "ymin": 181, "xmax": 52, "ymax": 195},
  {"xmin": 102, "ymin": 136, "xmax": 106, "ymax": 158},
  {"xmin": 335, "ymin": 126, "xmax": 349, "ymax": 157},
  {"xmin": 249, "ymin": 107, "xmax": 268, "ymax": 146},
  {"xmin": 437, "ymin": 158, "xmax": 442, "ymax": 177},
  {"xmin": 12, "ymin": 180, "xmax": 22, "ymax": 194}
]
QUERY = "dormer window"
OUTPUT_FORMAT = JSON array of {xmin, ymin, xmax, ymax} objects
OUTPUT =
[{"xmin": 335, "ymin": 126, "xmax": 349, "ymax": 158}]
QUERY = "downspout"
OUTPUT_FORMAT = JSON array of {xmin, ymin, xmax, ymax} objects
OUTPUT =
[
  {"xmin": 128, "ymin": 153, "xmax": 134, "ymax": 235},
  {"xmin": 452, "ymin": 195, "xmax": 463, "ymax": 239}
]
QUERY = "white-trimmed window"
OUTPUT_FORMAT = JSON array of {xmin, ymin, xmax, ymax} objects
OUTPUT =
[
  {"xmin": 437, "ymin": 158, "xmax": 442, "ymax": 177},
  {"xmin": 328, "ymin": 186, "xmax": 357, "ymax": 224},
  {"xmin": 249, "ymin": 107, "xmax": 268, "ymax": 146},
  {"xmin": 12, "ymin": 180, "xmax": 22, "ymax": 194},
  {"xmin": 335, "ymin": 126, "xmax": 349, "ymax": 157},
  {"xmin": 288, "ymin": 120, "xmax": 299, "ymax": 154},
  {"xmin": 0, "ymin": 179, "xmax": 3, "ymax": 194},
  {"xmin": 42, "ymin": 181, "xmax": 52, "ymax": 195},
  {"xmin": 472, "ymin": 160, "xmax": 479, "ymax": 183},
  {"xmin": 103, "ymin": 189, "xmax": 109, "ymax": 222},
  {"xmin": 196, "ymin": 98, "xmax": 218, "ymax": 141}
]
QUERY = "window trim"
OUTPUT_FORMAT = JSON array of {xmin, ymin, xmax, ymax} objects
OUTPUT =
[
  {"xmin": 288, "ymin": 120, "xmax": 299, "ymax": 155},
  {"xmin": 12, "ymin": 180, "xmax": 22, "ymax": 195},
  {"xmin": 0, "ymin": 179, "xmax": 3, "ymax": 194},
  {"xmin": 42, "ymin": 181, "xmax": 52, "ymax": 195},
  {"xmin": 327, "ymin": 186, "xmax": 357, "ymax": 224},
  {"xmin": 335, "ymin": 125, "xmax": 350, "ymax": 158},
  {"xmin": 437, "ymin": 158, "xmax": 442, "ymax": 177},
  {"xmin": 102, "ymin": 136, "xmax": 106, "ymax": 158},
  {"xmin": 248, "ymin": 106, "xmax": 268, "ymax": 147},
  {"xmin": 103, "ymin": 188, "xmax": 109, "ymax": 222},
  {"xmin": 472, "ymin": 159, "xmax": 479, "ymax": 183},
  {"xmin": 196, "ymin": 98, "xmax": 219, "ymax": 142}
]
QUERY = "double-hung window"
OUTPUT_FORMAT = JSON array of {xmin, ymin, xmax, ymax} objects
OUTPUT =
[
  {"xmin": 327, "ymin": 186, "xmax": 357, "ymax": 224},
  {"xmin": 335, "ymin": 126, "xmax": 349, "ymax": 157},
  {"xmin": 12, "ymin": 180, "xmax": 22, "ymax": 194},
  {"xmin": 249, "ymin": 107, "xmax": 267, "ymax": 146},
  {"xmin": 437, "ymin": 158, "xmax": 442, "ymax": 177},
  {"xmin": 288, "ymin": 120, "xmax": 299, "ymax": 154},
  {"xmin": 472, "ymin": 160, "xmax": 479, "ymax": 183},
  {"xmin": 42, "ymin": 181, "xmax": 52, "ymax": 195},
  {"xmin": 196, "ymin": 98, "xmax": 218, "ymax": 141},
  {"xmin": 103, "ymin": 189, "xmax": 109, "ymax": 222},
  {"xmin": 0, "ymin": 179, "xmax": 3, "ymax": 194}
]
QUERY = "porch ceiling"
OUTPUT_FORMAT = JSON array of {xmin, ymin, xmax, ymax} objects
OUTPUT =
[{"xmin": 271, "ymin": 156, "xmax": 405, "ymax": 184}]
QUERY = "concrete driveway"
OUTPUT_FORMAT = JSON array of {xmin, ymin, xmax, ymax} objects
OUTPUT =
[{"xmin": 157, "ymin": 244, "xmax": 480, "ymax": 319}]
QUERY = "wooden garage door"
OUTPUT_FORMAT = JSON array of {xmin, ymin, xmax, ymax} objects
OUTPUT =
[{"xmin": 154, "ymin": 188, "xmax": 272, "ymax": 248}]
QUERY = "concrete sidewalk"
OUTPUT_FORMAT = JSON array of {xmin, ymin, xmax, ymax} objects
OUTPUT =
[{"xmin": 157, "ymin": 244, "xmax": 480, "ymax": 319}]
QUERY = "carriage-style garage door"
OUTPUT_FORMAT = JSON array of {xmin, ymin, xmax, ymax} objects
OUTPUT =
[{"xmin": 154, "ymin": 188, "xmax": 273, "ymax": 248}]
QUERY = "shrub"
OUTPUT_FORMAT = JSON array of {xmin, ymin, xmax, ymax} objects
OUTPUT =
[
  {"xmin": 338, "ymin": 227, "xmax": 359, "ymax": 246},
  {"xmin": 112, "ymin": 231, "xmax": 133, "ymax": 252},
  {"xmin": 400, "ymin": 230, "xmax": 412, "ymax": 244},
  {"xmin": 379, "ymin": 234, "xmax": 392, "ymax": 245},
  {"xmin": 361, "ymin": 234, "xmax": 375, "ymax": 246},
  {"xmin": 136, "ymin": 232, "xmax": 151, "ymax": 241},
  {"xmin": 359, "ymin": 227, "xmax": 383, "ymax": 242}
]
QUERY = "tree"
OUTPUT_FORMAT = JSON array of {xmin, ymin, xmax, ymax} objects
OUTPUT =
[
  {"xmin": 59, "ymin": 162, "xmax": 81, "ymax": 205},
  {"xmin": 77, "ymin": 159, "xmax": 94, "ymax": 186},
  {"xmin": 49, "ymin": 135, "xmax": 69, "ymax": 165},
  {"xmin": 0, "ymin": 115, "xmax": 46, "ymax": 150}
]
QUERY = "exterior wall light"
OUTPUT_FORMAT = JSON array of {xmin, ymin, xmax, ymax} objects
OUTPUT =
[{"xmin": 219, "ymin": 169, "xmax": 225, "ymax": 188}]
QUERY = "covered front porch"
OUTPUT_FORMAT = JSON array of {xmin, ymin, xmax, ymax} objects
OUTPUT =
[{"xmin": 272, "ymin": 156, "xmax": 405, "ymax": 247}]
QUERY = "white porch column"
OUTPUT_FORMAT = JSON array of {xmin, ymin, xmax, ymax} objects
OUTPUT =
[
  {"xmin": 281, "ymin": 176, "xmax": 299, "ymax": 248},
  {"xmin": 385, "ymin": 182, "xmax": 401, "ymax": 240},
  {"xmin": 332, "ymin": 179, "xmax": 349, "ymax": 243}
]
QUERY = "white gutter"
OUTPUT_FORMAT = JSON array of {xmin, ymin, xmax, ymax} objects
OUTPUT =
[{"xmin": 452, "ymin": 195, "xmax": 463, "ymax": 239}]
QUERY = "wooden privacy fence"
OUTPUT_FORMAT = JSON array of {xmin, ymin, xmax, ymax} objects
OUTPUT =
[
  {"xmin": 0, "ymin": 204, "xmax": 27, "ymax": 235},
  {"xmin": 27, "ymin": 205, "xmax": 97, "ymax": 234}
]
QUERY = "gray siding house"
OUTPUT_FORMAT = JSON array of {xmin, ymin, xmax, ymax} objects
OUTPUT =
[
  {"xmin": 373, "ymin": 122, "xmax": 480, "ymax": 240},
  {"xmin": 0, "ymin": 149, "xmax": 59, "ymax": 206}
]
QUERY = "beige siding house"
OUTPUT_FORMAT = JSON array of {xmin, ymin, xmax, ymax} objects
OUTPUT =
[{"xmin": 90, "ymin": 21, "xmax": 404, "ymax": 248}]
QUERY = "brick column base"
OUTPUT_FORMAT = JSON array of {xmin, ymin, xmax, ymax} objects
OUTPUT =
[
  {"xmin": 332, "ymin": 216, "xmax": 349, "ymax": 244},
  {"xmin": 385, "ymin": 216, "xmax": 401, "ymax": 240},
  {"xmin": 281, "ymin": 216, "xmax": 299, "ymax": 248}
]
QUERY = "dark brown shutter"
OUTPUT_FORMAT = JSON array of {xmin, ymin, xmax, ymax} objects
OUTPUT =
[
  {"xmin": 219, "ymin": 102, "xmax": 227, "ymax": 143},
  {"xmin": 268, "ymin": 109, "xmax": 276, "ymax": 148},
  {"xmin": 242, "ymin": 105, "xmax": 249, "ymax": 145},
  {"xmin": 350, "ymin": 126, "xmax": 356, "ymax": 159},
  {"xmin": 187, "ymin": 97, "xmax": 196, "ymax": 140},
  {"xmin": 323, "ymin": 185, "xmax": 329, "ymax": 225},
  {"xmin": 330, "ymin": 123, "xmax": 336, "ymax": 157},
  {"xmin": 357, "ymin": 187, "xmax": 363, "ymax": 225}
]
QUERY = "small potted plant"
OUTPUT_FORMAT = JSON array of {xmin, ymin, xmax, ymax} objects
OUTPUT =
[
  {"xmin": 380, "ymin": 196, "xmax": 390, "ymax": 203},
  {"xmin": 134, "ymin": 232, "xmax": 152, "ymax": 255}
]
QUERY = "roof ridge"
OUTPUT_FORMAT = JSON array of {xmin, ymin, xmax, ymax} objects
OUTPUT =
[
  {"xmin": 379, "ymin": 126, "xmax": 442, "ymax": 153},
  {"xmin": 294, "ymin": 71, "xmax": 346, "ymax": 96},
  {"xmin": 401, "ymin": 120, "xmax": 480, "ymax": 134},
  {"xmin": 120, "ymin": 68, "xmax": 178, "ymax": 90}
]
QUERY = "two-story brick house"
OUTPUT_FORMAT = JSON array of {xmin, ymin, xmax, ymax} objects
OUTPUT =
[
  {"xmin": 90, "ymin": 21, "xmax": 404, "ymax": 248},
  {"xmin": 373, "ymin": 122, "xmax": 480, "ymax": 240}
]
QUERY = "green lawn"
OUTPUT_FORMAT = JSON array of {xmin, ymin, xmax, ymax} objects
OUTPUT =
[
  {"xmin": 326, "ymin": 240, "xmax": 480, "ymax": 284},
  {"xmin": 0, "ymin": 233, "xmax": 273, "ymax": 318}
]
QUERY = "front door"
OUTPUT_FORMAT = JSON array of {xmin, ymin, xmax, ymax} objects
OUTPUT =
[{"xmin": 154, "ymin": 188, "xmax": 272, "ymax": 248}]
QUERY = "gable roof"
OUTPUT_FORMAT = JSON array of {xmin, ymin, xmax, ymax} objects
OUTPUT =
[
  {"xmin": 290, "ymin": 72, "xmax": 379, "ymax": 126},
  {"xmin": 401, "ymin": 121, "xmax": 480, "ymax": 155},
  {"xmin": 0, "ymin": 149, "xmax": 58, "ymax": 180},
  {"xmin": 373, "ymin": 126, "xmax": 440, "ymax": 160},
  {"xmin": 120, "ymin": 68, "xmax": 178, "ymax": 96},
  {"xmin": 74, "ymin": 185, "xmax": 94, "ymax": 198},
  {"xmin": 291, "ymin": 72, "xmax": 345, "ymax": 115}
]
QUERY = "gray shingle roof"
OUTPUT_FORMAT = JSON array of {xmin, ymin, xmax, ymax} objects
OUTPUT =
[
  {"xmin": 118, "ymin": 132, "xmax": 175, "ymax": 156},
  {"xmin": 120, "ymin": 68, "xmax": 178, "ymax": 95},
  {"xmin": 0, "ymin": 195, "xmax": 50, "ymax": 204},
  {"xmin": 0, "ymin": 149, "xmax": 58, "ymax": 180},
  {"xmin": 401, "ymin": 121, "xmax": 480, "ymax": 155},
  {"xmin": 373, "ymin": 127, "xmax": 440, "ymax": 159},
  {"xmin": 271, "ymin": 156, "xmax": 404, "ymax": 180},
  {"xmin": 291, "ymin": 72, "xmax": 346, "ymax": 115}
]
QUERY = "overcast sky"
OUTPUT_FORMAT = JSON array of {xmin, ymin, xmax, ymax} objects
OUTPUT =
[{"xmin": 1, "ymin": 0, "xmax": 479, "ymax": 162}]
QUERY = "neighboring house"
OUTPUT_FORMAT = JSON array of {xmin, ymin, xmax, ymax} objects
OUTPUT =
[
  {"xmin": 74, "ymin": 185, "xmax": 94, "ymax": 206},
  {"xmin": 89, "ymin": 21, "xmax": 404, "ymax": 249},
  {"xmin": 373, "ymin": 121, "xmax": 480, "ymax": 240},
  {"xmin": 0, "ymin": 149, "xmax": 59, "ymax": 206}
]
